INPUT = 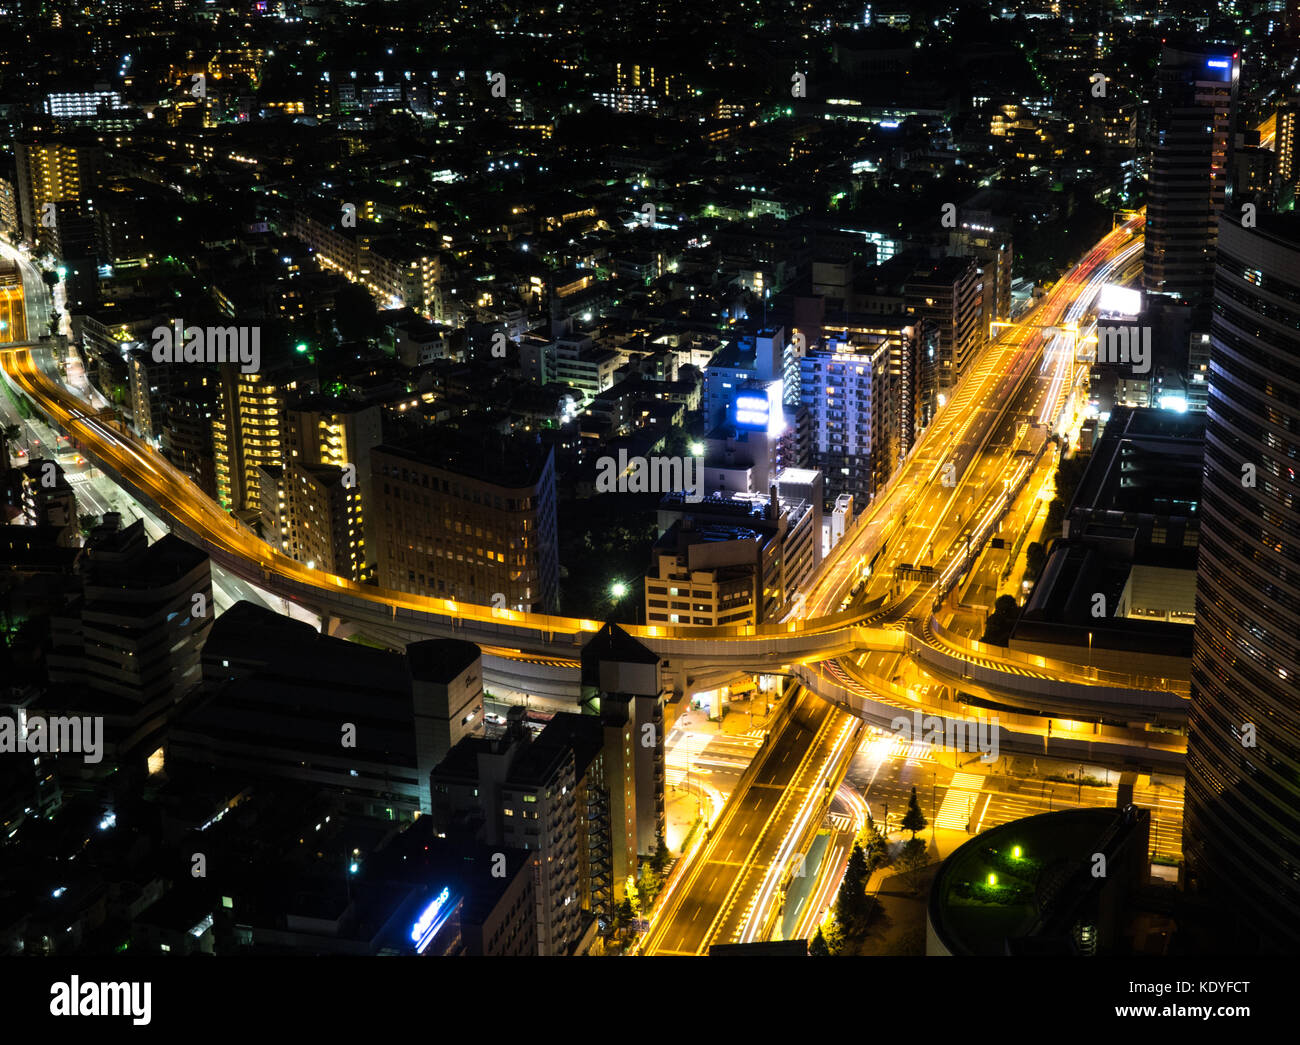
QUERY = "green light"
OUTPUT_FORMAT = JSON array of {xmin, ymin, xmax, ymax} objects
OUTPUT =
[
  {"xmin": 689, "ymin": 441, "xmax": 704, "ymax": 456},
  {"xmin": 1012, "ymin": 846, "xmax": 1022, "ymax": 859},
  {"xmin": 295, "ymin": 343, "xmax": 309, "ymax": 353},
  {"xmin": 987, "ymin": 873, "xmax": 997, "ymax": 886}
]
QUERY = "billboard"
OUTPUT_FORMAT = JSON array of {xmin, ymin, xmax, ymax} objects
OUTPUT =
[{"xmin": 1098, "ymin": 283, "xmax": 1141, "ymax": 317}]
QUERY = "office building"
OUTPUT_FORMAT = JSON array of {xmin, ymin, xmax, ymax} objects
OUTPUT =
[
  {"xmin": 171, "ymin": 602, "xmax": 484, "ymax": 818},
  {"xmin": 1185, "ymin": 212, "xmax": 1300, "ymax": 952},
  {"xmin": 1143, "ymin": 44, "xmax": 1240, "ymax": 305},
  {"xmin": 430, "ymin": 712, "xmax": 585, "ymax": 955},
  {"xmin": 47, "ymin": 518, "xmax": 212, "ymax": 715},
  {"xmin": 644, "ymin": 484, "xmax": 819, "ymax": 627},
  {"xmin": 371, "ymin": 437, "xmax": 559, "ymax": 612}
]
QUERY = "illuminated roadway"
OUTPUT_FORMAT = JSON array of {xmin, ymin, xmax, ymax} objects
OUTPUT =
[
  {"xmin": 0, "ymin": 216, "xmax": 1193, "ymax": 952},
  {"xmin": 0, "ymin": 217, "xmax": 1183, "ymax": 714},
  {"xmin": 640, "ymin": 214, "xmax": 1190, "ymax": 951}
]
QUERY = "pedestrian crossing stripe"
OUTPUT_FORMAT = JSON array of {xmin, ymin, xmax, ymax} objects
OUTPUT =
[{"xmin": 935, "ymin": 772, "xmax": 985, "ymax": 830}]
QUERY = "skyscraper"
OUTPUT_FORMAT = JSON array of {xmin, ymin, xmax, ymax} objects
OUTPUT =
[
  {"xmin": 1143, "ymin": 44, "xmax": 1239, "ymax": 305},
  {"xmin": 1185, "ymin": 211, "xmax": 1300, "ymax": 951}
]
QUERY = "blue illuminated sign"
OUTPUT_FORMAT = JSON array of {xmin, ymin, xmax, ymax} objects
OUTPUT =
[
  {"xmin": 1206, "ymin": 59, "xmax": 1229, "ymax": 68},
  {"xmin": 410, "ymin": 886, "xmax": 452, "ymax": 951},
  {"xmin": 734, "ymin": 393, "xmax": 769, "ymax": 429}
]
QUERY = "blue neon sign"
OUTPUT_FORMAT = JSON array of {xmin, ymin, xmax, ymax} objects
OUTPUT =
[{"xmin": 410, "ymin": 886, "xmax": 452, "ymax": 949}]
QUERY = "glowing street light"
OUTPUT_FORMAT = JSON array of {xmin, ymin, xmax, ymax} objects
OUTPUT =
[{"xmin": 610, "ymin": 581, "xmax": 628, "ymax": 599}]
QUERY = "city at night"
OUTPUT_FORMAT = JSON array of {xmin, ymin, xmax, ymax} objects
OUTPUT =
[{"xmin": 0, "ymin": 0, "xmax": 1295, "ymax": 1026}]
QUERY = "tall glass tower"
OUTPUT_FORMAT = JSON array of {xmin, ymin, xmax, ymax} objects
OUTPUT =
[{"xmin": 1186, "ymin": 212, "xmax": 1300, "ymax": 951}]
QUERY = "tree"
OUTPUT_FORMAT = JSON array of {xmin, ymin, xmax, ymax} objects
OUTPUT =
[
  {"xmin": 612, "ymin": 897, "xmax": 634, "ymax": 940},
  {"xmin": 857, "ymin": 813, "xmax": 889, "ymax": 869},
  {"xmin": 650, "ymin": 833, "xmax": 671, "ymax": 877},
  {"xmin": 833, "ymin": 843, "xmax": 872, "ymax": 936},
  {"xmin": 331, "ymin": 282, "xmax": 381, "ymax": 346},
  {"xmin": 1024, "ymin": 541, "xmax": 1047, "ymax": 582},
  {"xmin": 901, "ymin": 786, "xmax": 928, "ymax": 840},
  {"xmin": 78, "ymin": 514, "xmax": 99, "ymax": 537},
  {"xmin": 897, "ymin": 838, "xmax": 929, "ymax": 896},
  {"xmin": 982, "ymin": 594, "xmax": 1020, "ymax": 646},
  {"xmin": 809, "ymin": 927, "xmax": 831, "ymax": 956}
]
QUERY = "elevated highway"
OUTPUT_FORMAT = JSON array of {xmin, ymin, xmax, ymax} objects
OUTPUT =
[{"xmin": 0, "ymin": 213, "xmax": 1188, "ymax": 727}]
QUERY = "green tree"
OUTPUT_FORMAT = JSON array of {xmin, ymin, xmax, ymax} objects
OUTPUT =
[
  {"xmin": 857, "ymin": 813, "xmax": 889, "ymax": 869},
  {"xmin": 612, "ymin": 896, "xmax": 634, "ymax": 941},
  {"xmin": 901, "ymin": 786, "xmax": 927, "ymax": 840},
  {"xmin": 650, "ymin": 833, "xmax": 670, "ymax": 877},
  {"xmin": 897, "ymin": 837, "xmax": 929, "ymax": 895},
  {"xmin": 833, "ymin": 843, "xmax": 872, "ymax": 935}
]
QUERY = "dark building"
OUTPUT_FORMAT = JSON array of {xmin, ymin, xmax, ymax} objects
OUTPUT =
[
  {"xmin": 170, "ymin": 602, "xmax": 484, "ymax": 819},
  {"xmin": 1184, "ymin": 212, "xmax": 1300, "ymax": 952},
  {"xmin": 1143, "ymin": 43, "xmax": 1240, "ymax": 306}
]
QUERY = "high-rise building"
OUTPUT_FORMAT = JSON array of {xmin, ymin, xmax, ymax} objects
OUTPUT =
[
  {"xmin": 1274, "ymin": 98, "xmax": 1299, "ymax": 209},
  {"xmin": 371, "ymin": 438, "xmax": 559, "ymax": 612},
  {"xmin": 13, "ymin": 138, "xmax": 98, "ymax": 257},
  {"xmin": 799, "ymin": 334, "xmax": 898, "ymax": 503},
  {"xmin": 161, "ymin": 381, "xmax": 219, "ymax": 500},
  {"xmin": 904, "ymin": 258, "xmax": 983, "ymax": 396},
  {"xmin": 17, "ymin": 459, "xmax": 78, "ymax": 547},
  {"xmin": 430, "ymin": 713, "xmax": 584, "ymax": 956},
  {"xmin": 173, "ymin": 602, "xmax": 483, "ymax": 820},
  {"xmin": 47, "ymin": 518, "xmax": 212, "ymax": 714},
  {"xmin": 1143, "ymin": 44, "xmax": 1240, "ymax": 305},
  {"xmin": 285, "ymin": 396, "xmax": 381, "ymax": 575},
  {"xmin": 214, "ymin": 368, "xmax": 291, "ymax": 515},
  {"xmin": 257, "ymin": 462, "xmax": 365, "ymax": 579},
  {"xmin": 1185, "ymin": 212, "xmax": 1300, "ymax": 952}
]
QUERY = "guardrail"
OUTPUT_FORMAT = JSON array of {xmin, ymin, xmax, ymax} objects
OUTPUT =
[
  {"xmin": 922, "ymin": 613, "xmax": 1190, "ymax": 698},
  {"xmin": 792, "ymin": 661, "xmax": 1184, "ymax": 774}
]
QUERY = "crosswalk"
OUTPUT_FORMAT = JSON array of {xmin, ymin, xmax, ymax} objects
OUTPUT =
[
  {"xmin": 935, "ymin": 771, "xmax": 985, "ymax": 830},
  {"xmin": 827, "ymin": 813, "xmax": 855, "ymax": 832},
  {"xmin": 893, "ymin": 739, "xmax": 933, "ymax": 763}
]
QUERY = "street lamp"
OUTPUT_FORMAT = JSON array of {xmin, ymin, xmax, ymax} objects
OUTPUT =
[{"xmin": 610, "ymin": 581, "xmax": 628, "ymax": 600}]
